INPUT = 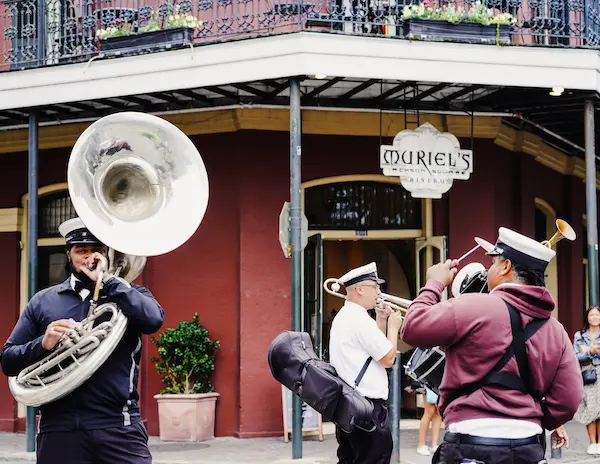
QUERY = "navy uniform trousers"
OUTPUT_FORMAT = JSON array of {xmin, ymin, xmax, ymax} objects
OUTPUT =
[
  {"xmin": 433, "ymin": 432, "xmax": 547, "ymax": 464},
  {"xmin": 36, "ymin": 421, "xmax": 152, "ymax": 464},
  {"xmin": 335, "ymin": 398, "xmax": 393, "ymax": 464}
]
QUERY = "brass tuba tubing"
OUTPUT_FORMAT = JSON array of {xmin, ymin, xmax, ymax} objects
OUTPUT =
[{"xmin": 323, "ymin": 278, "xmax": 409, "ymax": 315}]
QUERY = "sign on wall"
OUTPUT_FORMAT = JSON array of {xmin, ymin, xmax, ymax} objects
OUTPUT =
[
  {"xmin": 281, "ymin": 386, "xmax": 323, "ymax": 442},
  {"xmin": 380, "ymin": 123, "xmax": 473, "ymax": 199}
]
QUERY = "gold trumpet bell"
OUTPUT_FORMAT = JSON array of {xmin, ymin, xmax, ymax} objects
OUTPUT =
[{"xmin": 542, "ymin": 219, "xmax": 576, "ymax": 248}]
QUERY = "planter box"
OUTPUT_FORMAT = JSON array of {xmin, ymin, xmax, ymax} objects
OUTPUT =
[
  {"xmin": 154, "ymin": 392, "xmax": 219, "ymax": 442},
  {"xmin": 100, "ymin": 27, "xmax": 195, "ymax": 55},
  {"xmin": 403, "ymin": 19, "xmax": 511, "ymax": 45}
]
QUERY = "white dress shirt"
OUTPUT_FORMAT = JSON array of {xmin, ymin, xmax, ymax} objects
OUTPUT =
[{"xmin": 329, "ymin": 301, "xmax": 393, "ymax": 400}]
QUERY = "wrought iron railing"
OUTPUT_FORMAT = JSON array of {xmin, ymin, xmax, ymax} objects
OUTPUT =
[{"xmin": 1, "ymin": 0, "xmax": 599, "ymax": 70}]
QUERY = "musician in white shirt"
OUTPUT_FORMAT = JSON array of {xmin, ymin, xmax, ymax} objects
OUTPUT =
[{"xmin": 329, "ymin": 262, "xmax": 403, "ymax": 464}]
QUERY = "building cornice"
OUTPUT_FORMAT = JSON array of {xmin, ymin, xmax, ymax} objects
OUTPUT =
[
  {"xmin": 494, "ymin": 123, "xmax": 599, "ymax": 188},
  {"xmin": 0, "ymin": 108, "xmax": 502, "ymax": 153}
]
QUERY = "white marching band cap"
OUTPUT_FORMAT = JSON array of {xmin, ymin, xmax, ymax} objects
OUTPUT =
[
  {"xmin": 480, "ymin": 227, "xmax": 556, "ymax": 272},
  {"xmin": 59, "ymin": 217, "xmax": 103, "ymax": 246},
  {"xmin": 339, "ymin": 262, "xmax": 385, "ymax": 287}
]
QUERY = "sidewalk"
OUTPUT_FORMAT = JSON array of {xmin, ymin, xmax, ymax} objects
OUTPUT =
[{"xmin": 0, "ymin": 421, "xmax": 597, "ymax": 463}]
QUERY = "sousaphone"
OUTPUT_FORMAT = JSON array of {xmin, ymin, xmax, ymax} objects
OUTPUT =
[{"xmin": 9, "ymin": 112, "xmax": 209, "ymax": 407}]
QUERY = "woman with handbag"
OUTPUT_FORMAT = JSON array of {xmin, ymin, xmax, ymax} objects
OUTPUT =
[{"xmin": 574, "ymin": 306, "xmax": 600, "ymax": 455}]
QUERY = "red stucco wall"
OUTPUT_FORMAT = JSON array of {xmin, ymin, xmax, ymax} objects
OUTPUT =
[
  {"xmin": 0, "ymin": 129, "xmax": 595, "ymax": 438},
  {"xmin": 0, "ymin": 233, "xmax": 20, "ymax": 432}
]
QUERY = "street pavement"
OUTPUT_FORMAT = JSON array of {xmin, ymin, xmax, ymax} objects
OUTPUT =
[{"xmin": 0, "ymin": 420, "xmax": 597, "ymax": 463}]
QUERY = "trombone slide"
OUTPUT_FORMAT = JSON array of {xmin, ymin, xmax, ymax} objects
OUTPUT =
[{"xmin": 323, "ymin": 278, "xmax": 409, "ymax": 315}]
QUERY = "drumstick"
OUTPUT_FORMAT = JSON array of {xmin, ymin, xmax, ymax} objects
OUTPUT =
[{"xmin": 451, "ymin": 244, "xmax": 481, "ymax": 268}]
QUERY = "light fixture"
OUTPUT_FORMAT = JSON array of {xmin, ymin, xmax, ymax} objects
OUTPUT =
[
  {"xmin": 549, "ymin": 87, "xmax": 564, "ymax": 97},
  {"xmin": 314, "ymin": 74, "xmax": 328, "ymax": 79}
]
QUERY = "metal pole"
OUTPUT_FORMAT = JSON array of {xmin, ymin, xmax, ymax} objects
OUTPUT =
[
  {"xmin": 389, "ymin": 352, "xmax": 401, "ymax": 463},
  {"xmin": 36, "ymin": 0, "xmax": 45, "ymax": 66},
  {"xmin": 290, "ymin": 78, "xmax": 303, "ymax": 459},
  {"xmin": 26, "ymin": 111, "xmax": 39, "ymax": 452},
  {"xmin": 585, "ymin": 100, "xmax": 599, "ymax": 307}
]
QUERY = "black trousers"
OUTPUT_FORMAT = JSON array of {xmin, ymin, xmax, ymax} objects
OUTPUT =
[
  {"xmin": 433, "ymin": 433, "xmax": 546, "ymax": 464},
  {"xmin": 335, "ymin": 398, "xmax": 393, "ymax": 464},
  {"xmin": 37, "ymin": 421, "xmax": 152, "ymax": 464}
]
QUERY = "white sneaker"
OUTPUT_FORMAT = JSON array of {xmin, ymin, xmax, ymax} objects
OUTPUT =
[
  {"xmin": 587, "ymin": 444, "xmax": 596, "ymax": 455},
  {"xmin": 595, "ymin": 444, "xmax": 600, "ymax": 455},
  {"xmin": 417, "ymin": 445, "xmax": 431, "ymax": 456},
  {"xmin": 431, "ymin": 445, "xmax": 439, "ymax": 454}
]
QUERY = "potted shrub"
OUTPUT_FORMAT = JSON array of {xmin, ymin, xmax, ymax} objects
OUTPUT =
[
  {"xmin": 152, "ymin": 313, "xmax": 220, "ymax": 442},
  {"xmin": 401, "ymin": 0, "xmax": 516, "ymax": 45}
]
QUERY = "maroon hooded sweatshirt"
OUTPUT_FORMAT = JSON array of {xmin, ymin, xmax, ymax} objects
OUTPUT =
[{"xmin": 401, "ymin": 280, "xmax": 583, "ymax": 431}]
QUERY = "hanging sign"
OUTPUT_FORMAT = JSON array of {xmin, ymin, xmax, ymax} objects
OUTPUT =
[{"xmin": 380, "ymin": 122, "xmax": 473, "ymax": 199}]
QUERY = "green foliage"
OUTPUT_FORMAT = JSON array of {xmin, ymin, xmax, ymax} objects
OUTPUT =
[
  {"xmin": 96, "ymin": 4, "xmax": 203, "ymax": 39},
  {"xmin": 151, "ymin": 313, "xmax": 220, "ymax": 395},
  {"xmin": 401, "ymin": 1, "xmax": 516, "ymax": 26}
]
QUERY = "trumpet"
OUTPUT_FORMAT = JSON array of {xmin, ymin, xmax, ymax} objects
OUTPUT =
[{"xmin": 542, "ymin": 219, "xmax": 576, "ymax": 248}]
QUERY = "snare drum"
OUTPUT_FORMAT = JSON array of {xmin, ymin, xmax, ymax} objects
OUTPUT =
[
  {"xmin": 404, "ymin": 347, "xmax": 445, "ymax": 395},
  {"xmin": 404, "ymin": 267, "xmax": 488, "ymax": 396}
]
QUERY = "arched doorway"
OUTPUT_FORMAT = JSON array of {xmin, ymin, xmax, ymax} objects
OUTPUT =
[
  {"xmin": 19, "ymin": 184, "xmax": 77, "ymax": 310},
  {"xmin": 301, "ymin": 175, "xmax": 436, "ymax": 420}
]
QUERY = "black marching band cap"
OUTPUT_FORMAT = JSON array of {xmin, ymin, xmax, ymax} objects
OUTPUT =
[
  {"xmin": 479, "ymin": 227, "xmax": 556, "ymax": 273},
  {"xmin": 58, "ymin": 218, "xmax": 104, "ymax": 247},
  {"xmin": 339, "ymin": 262, "xmax": 386, "ymax": 287}
]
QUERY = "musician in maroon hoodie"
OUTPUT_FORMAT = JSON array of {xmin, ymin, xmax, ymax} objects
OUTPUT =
[{"xmin": 401, "ymin": 227, "xmax": 583, "ymax": 464}]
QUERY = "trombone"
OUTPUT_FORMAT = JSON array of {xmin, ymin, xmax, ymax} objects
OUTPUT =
[
  {"xmin": 322, "ymin": 218, "xmax": 576, "ymax": 313},
  {"xmin": 323, "ymin": 278, "xmax": 410, "ymax": 315}
]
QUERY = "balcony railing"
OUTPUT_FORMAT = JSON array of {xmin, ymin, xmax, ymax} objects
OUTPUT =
[{"xmin": 1, "ymin": 0, "xmax": 599, "ymax": 71}]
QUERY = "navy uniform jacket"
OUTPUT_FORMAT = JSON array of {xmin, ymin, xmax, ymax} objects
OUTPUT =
[{"xmin": 0, "ymin": 276, "xmax": 164, "ymax": 433}]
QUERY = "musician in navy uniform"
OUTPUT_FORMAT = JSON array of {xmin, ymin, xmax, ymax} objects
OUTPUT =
[
  {"xmin": 0, "ymin": 217, "xmax": 164, "ymax": 464},
  {"xmin": 329, "ymin": 262, "xmax": 403, "ymax": 464},
  {"xmin": 402, "ymin": 227, "xmax": 583, "ymax": 464}
]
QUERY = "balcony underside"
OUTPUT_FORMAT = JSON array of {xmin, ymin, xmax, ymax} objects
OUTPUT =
[{"xmin": 0, "ymin": 78, "xmax": 597, "ymax": 158}]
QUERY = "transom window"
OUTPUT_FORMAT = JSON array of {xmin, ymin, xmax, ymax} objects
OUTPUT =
[
  {"xmin": 39, "ymin": 190, "xmax": 77, "ymax": 238},
  {"xmin": 304, "ymin": 181, "xmax": 422, "ymax": 230}
]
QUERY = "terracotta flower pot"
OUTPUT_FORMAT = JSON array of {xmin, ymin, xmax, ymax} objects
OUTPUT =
[{"xmin": 154, "ymin": 392, "xmax": 219, "ymax": 442}]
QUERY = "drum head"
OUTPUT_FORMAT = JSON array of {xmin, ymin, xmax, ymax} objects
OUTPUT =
[
  {"xmin": 404, "ymin": 347, "xmax": 445, "ymax": 395},
  {"xmin": 452, "ymin": 263, "xmax": 486, "ymax": 297}
]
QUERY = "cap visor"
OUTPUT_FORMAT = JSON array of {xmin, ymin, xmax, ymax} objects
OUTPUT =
[
  {"xmin": 474, "ymin": 237, "xmax": 495, "ymax": 253},
  {"xmin": 376, "ymin": 278, "xmax": 386, "ymax": 285},
  {"xmin": 485, "ymin": 248, "xmax": 502, "ymax": 256}
]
